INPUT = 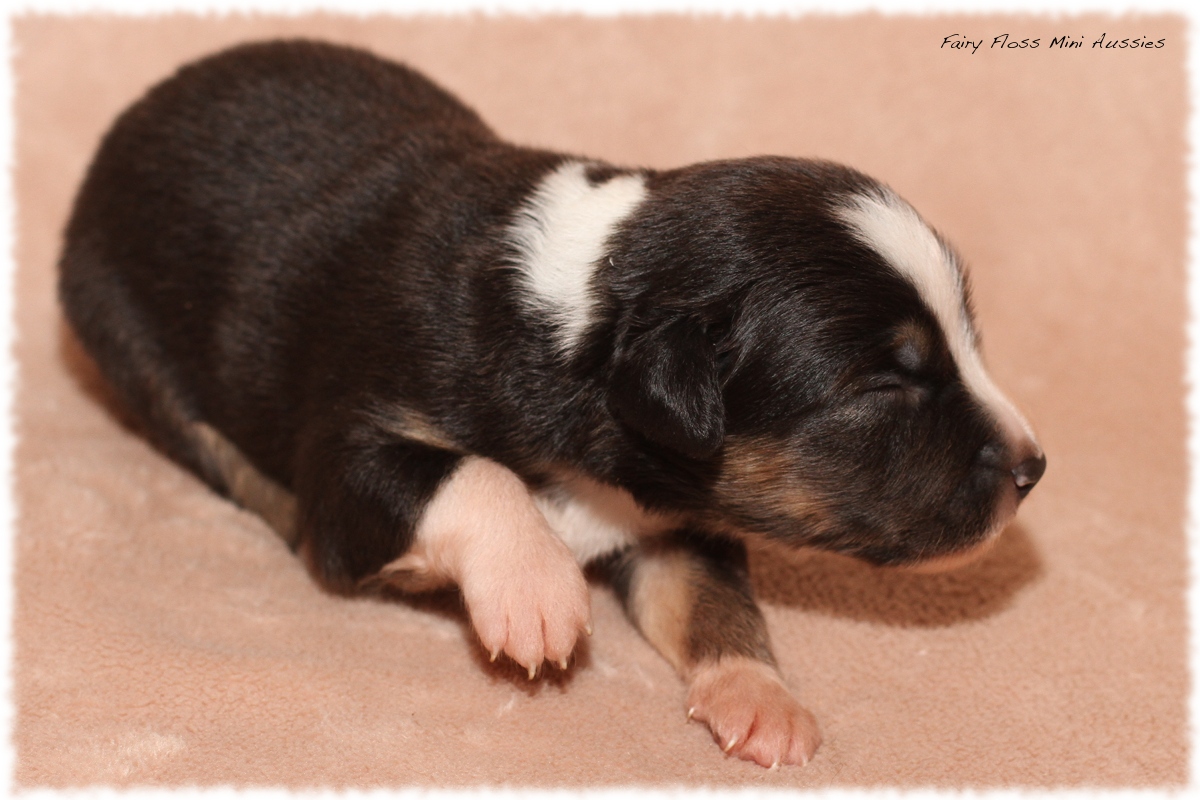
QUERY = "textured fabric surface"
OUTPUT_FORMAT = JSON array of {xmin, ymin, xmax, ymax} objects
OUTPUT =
[{"xmin": 12, "ymin": 13, "xmax": 1188, "ymax": 787}]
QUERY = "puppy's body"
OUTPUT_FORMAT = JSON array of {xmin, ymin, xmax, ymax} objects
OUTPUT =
[{"xmin": 60, "ymin": 40, "xmax": 1044, "ymax": 767}]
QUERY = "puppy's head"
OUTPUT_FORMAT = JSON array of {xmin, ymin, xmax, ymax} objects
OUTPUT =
[{"xmin": 601, "ymin": 157, "xmax": 1044, "ymax": 568}]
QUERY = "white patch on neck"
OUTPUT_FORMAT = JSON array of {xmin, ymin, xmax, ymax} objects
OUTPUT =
[
  {"xmin": 533, "ymin": 473, "xmax": 678, "ymax": 564},
  {"xmin": 508, "ymin": 161, "xmax": 647, "ymax": 351},
  {"xmin": 834, "ymin": 191, "xmax": 1036, "ymax": 445}
]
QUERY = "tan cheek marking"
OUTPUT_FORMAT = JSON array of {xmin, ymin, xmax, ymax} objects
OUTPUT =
[
  {"xmin": 628, "ymin": 546, "xmax": 696, "ymax": 674},
  {"xmin": 191, "ymin": 421, "xmax": 298, "ymax": 545},
  {"xmin": 716, "ymin": 437, "xmax": 827, "ymax": 527}
]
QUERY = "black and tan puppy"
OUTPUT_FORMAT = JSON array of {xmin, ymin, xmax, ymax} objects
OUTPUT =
[{"xmin": 59, "ymin": 40, "xmax": 1045, "ymax": 768}]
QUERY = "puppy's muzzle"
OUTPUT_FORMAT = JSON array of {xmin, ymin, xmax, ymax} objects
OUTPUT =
[{"xmin": 909, "ymin": 438, "xmax": 1045, "ymax": 575}]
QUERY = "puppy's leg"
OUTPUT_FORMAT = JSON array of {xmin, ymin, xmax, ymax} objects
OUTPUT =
[
  {"xmin": 293, "ymin": 419, "xmax": 590, "ymax": 675},
  {"xmin": 60, "ymin": 247, "xmax": 232, "ymax": 498},
  {"xmin": 396, "ymin": 457, "xmax": 592, "ymax": 676},
  {"xmin": 612, "ymin": 534, "xmax": 820, "ymax": 768},
  {"xmin": 292, "ymin": 419, "xmax": 461, "ymax": 591},
  {"xmin": 190, "ymin": 421, "xmax": 298, "ymax": 545}
]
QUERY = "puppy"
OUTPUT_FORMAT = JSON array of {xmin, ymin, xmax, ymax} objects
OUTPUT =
[{"xmin": 59, "ymin": 40, "xmax": 1045, "ymax": 768}]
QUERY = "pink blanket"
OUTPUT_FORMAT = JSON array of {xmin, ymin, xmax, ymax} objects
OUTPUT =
[{"xmin": 13, "ymin": 13, "xmax": 1188, "ymax": 787}]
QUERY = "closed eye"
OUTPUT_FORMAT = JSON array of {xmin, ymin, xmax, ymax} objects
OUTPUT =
[
  {"xmin": 860, "ymin": 373, "xmax": 927, "ymax": 404},
  {"xmin": 861, "ymin": 374, "xmax": 908, "ymax": 393}
]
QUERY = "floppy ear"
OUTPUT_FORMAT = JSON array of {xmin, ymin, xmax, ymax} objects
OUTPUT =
[{"xmin": 607, "ymin": 314, "xmax": 725, "ymax": 459}]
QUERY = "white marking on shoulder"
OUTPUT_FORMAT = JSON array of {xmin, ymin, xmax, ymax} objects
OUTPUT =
[
  {"xmin": 534, "ymin": 473, "xmax": 678, "ymax": 564},
  {"xmin": 508, "ymin": 161, "xmax": 647, "ymax": 350},
  {"xmin": 834, "ymin": 191, "xmax": 1036, "ymax": 444}
]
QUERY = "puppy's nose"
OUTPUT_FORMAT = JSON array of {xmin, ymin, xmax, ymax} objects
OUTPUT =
[{"xmin": 1012, "ymin": 453, "xmax": 1046, "ymax": 499}]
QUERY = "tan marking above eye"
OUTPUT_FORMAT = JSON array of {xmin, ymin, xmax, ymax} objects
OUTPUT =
[{"xmin": 892, "ymin": 319, "xmax": 931, "ymax": 372}]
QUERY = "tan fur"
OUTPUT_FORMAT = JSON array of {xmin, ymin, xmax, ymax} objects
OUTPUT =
[
  {"xmin": 716, "ymin": 436, "xmax": 828, "ymax": 527},
  {"xmin": 375, "ymin": 551, "xmax": 456, "ymax": 593},
  {"xmin": 368, "ymin": 404, "xmax": 463, "ymax": 454},
  {"xmin": 625, "ymin": 545, "xmax": 696, "ymax": 673},
  {"xmin": 892, "ymin": 318, "xmax": 932, "ymax": 365},
  {"xmin": 191, "ymin": 422, "xmax": 298, "ymax": 545}
]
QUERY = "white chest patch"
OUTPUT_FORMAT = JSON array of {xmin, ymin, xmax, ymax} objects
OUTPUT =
[
  {"xmin": 834, "ymin": 191, "xmax": 1036, "ymax": 444},
  {"xmin": 533, "ymin": 473, "xmax": 677, "ymax": 565},
  {"xmin": 507, "ymin": 161, "xmax": 647, "ymax": 351}
]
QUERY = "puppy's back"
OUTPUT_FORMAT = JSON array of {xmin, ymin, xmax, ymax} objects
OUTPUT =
[
  {"xmin": 58, "ymin": 40, "xmax": 499, "ymax": 489},
  {"xmin": 65, "ymin": 39, "xmax": 495, "ymax": 279}
]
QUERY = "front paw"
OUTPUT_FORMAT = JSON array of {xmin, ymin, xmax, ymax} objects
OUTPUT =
[
  {"xmin": 459, "ymin": 532, "xmax": 592, "ymax": 677},
  {"xmin": 407, "ymin": 456, "xmax": 594, "ymax": 677},
  {"xmin": 686, "ymin": 657, "xmax": 821, "ymax": 768}
]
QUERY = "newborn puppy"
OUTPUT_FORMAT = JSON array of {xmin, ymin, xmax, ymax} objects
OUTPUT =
[{"xmin": 59, "ymin": 40, "xmax": 1045, "ymax": 768}]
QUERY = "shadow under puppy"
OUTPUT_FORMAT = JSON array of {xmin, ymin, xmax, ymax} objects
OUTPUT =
[{"xmin": 59, "ymin": 40, "xmax": 1046, "ymax": 768}]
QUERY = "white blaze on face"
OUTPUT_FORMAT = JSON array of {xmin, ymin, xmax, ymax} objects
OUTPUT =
[
  {"xmin": 834, "ymin": 191, "xmax": 1038, "ymax": 450},
  {"xmin": 508, "ymin": 161, "xmax": 648, "ymax": 351}
]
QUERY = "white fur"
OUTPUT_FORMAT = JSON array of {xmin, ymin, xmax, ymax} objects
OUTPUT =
[
  {"xmin": 534, "ymin": 473, "xmax": 678, "ymax": 564},
  {"xmin": 508, "ymin": 161, "xmax": 647, "ymax": 350},
  {"xmin": 386, "ymin": 456, "xmax": 591, "ymax": 672},
  {"xmin": 834, "ymin": 191, "xmax": 1038, "ymax": 448}
]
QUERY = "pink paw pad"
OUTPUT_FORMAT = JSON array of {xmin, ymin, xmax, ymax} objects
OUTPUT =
[{"xmin": 686, "ymin": 657, "xmax": 821, "ymax": 768}]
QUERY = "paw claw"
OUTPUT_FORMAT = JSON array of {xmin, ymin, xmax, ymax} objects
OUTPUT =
[
  {"xmin": 687, "ymin": 658, "xmax": 821, "ymax": 768},
  {"xmin": 420, "ymin": 457, "xmax": 591, "ymax": 682},
  {"xmin": 458, "ymin": 524, "xmax": 590, "ymax": 680}
]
